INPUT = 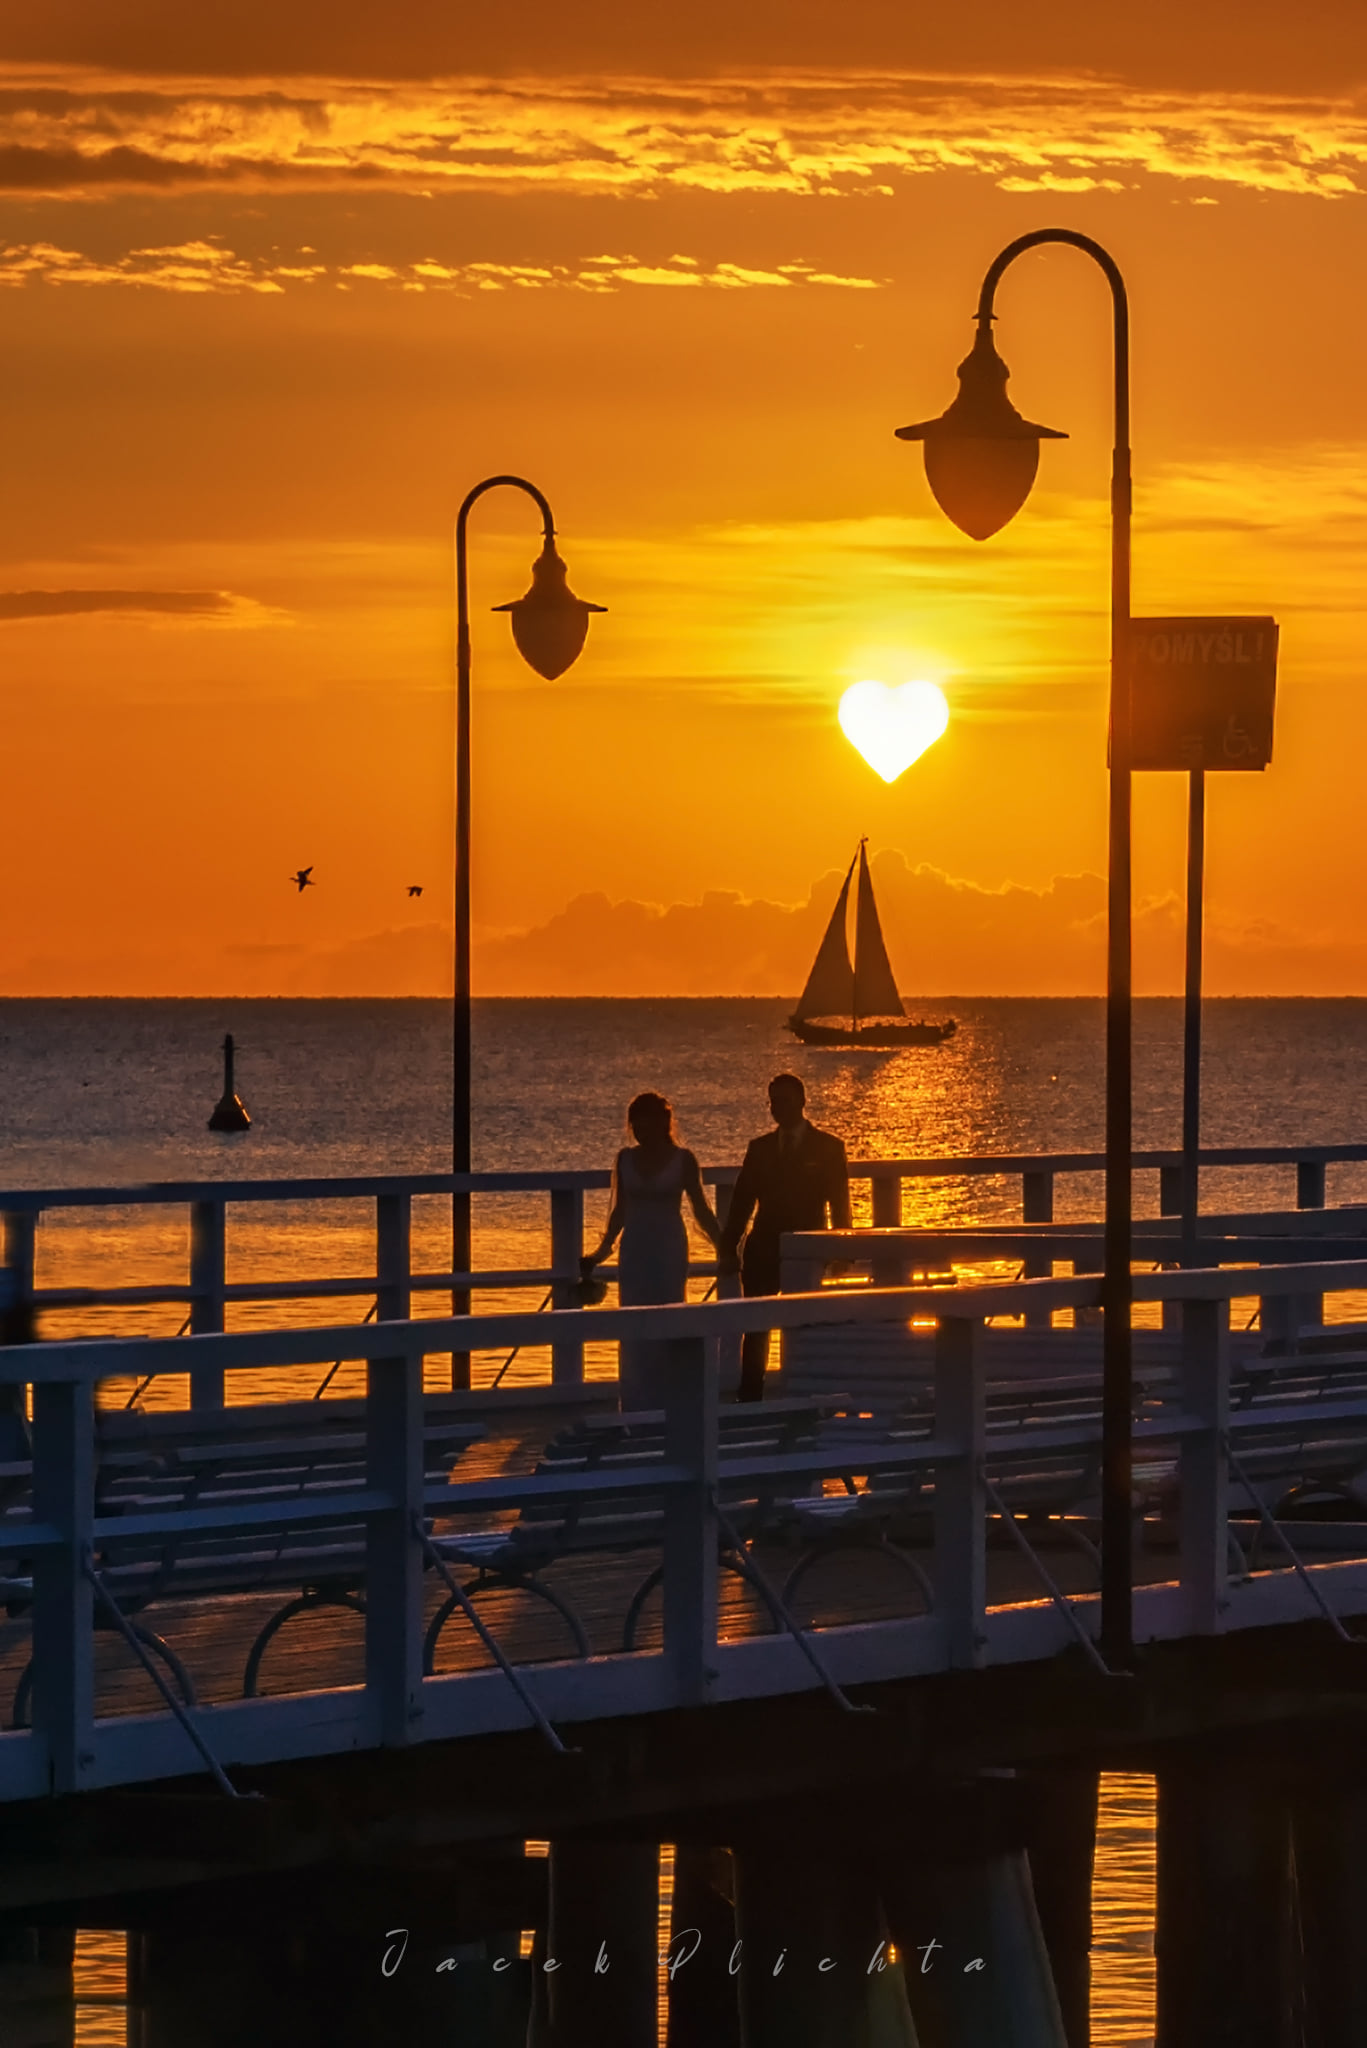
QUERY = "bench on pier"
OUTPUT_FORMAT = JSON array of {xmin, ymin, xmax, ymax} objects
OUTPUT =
[
  {"xmin": 776, "ymin": 1321, "xmax": 1367, "ymax": 1599},
  {"xmin": 776, "ymin": 1323, "xmax": 1272, "ymax": 1418},
  {"xmin": 425, "ymin": 1397, "xmax": 840, "ymax": 1661},
  {"xmin": 776, "ymin": 1384, "xmax": 1125, "ymax": 1610},
  {"xmin": 1, "ymin": 1395, "xmax": 489, "ymax": 1719}
]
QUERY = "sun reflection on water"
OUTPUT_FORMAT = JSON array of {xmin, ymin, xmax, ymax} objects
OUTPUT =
[{"xmin": 1091, "ymin": 1774, "xmax": 1157, "ymax": 2047}]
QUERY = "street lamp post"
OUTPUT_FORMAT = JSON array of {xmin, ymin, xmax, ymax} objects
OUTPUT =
[
  {"xmin": 452, "ymin": 476, "xmax": 604, "ymax": 1381},
  {"xmin": 896, "ymin": 229, "xmax": 1135, "ymax": 1662}
]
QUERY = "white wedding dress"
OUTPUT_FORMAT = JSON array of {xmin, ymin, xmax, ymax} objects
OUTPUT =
[{"xmin": 615, "ymin": 1147, "xmax": 690, "ymax": 1410}]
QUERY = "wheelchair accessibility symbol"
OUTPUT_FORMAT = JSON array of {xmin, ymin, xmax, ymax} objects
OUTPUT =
[{"xmin": 1221, "ymin": 715, "xmax": 1258, "ymax": 763}]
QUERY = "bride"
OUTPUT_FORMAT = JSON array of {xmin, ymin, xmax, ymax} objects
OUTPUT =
[{"xmin": 581, "ymin": 1092, "xmax": 723, "ymax": 1410}]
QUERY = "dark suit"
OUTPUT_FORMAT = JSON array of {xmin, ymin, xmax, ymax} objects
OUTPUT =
[{"xmin": 721, "ymin": 1122, "xmax": 851, "ymax": 1402}]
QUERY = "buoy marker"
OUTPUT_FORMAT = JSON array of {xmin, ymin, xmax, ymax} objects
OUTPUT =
[{"xmin": 208, "ymin": 1033, "xmax": 251, "ymax": 1132}]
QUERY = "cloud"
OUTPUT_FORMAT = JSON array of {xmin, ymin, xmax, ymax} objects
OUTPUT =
[
  {"xmin": 0, "ymin": 587, "xmax": 291, "ymax": 637},
  {"xmin": 4, "ymin": 864, "xmax": 1366, "ymax": 995},
  {"xmin": 0, "ymin": 69, "xmax": 1364, "ymax": 201},
  {"xmin": 0, "ymin": 238, "xmax": 882, "ymax": 296},
  {"xmin": 471, "ymin": 853, "xmax": 1367, "ymax": 998},
  {"xmin": 217, "ymin": 922, "xmax": 454, "ymax": 996},
  {"xmin": 0, "ymin": 587, "xmax": 247, "ymax": 620}
]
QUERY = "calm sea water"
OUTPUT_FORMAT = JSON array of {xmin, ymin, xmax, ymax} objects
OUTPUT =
[
  {"xmin": 4, "ymin": 993, "xmax": 1367, "ymax": 1189},
  {"xmin": 7, "ymin": 994, "xmax": 1367, "ymax": 1366},
  {"xmin": 7, "ymin": 995, "xmax": 1359, "ymax": 2047}
]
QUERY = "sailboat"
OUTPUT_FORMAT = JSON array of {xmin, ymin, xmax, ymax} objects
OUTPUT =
[{"xmin": 786, "ymin": 842, "xmax": 956, "ymax": 1048}]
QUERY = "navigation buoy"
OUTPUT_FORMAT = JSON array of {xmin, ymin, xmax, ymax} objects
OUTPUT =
[{"xmin": 208, "ymin": 1033, "xmax": 251, "ymax": 1132}]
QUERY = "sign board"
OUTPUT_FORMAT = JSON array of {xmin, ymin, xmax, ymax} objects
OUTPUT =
[{"xmin": 1128, "ymin": 616, "xmax": 1279, "ymax": 771}]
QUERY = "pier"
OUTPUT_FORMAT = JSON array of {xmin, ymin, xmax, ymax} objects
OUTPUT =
[{"xmin": 2, "ymin": 1150, "xmax": 1367, "ymax": 2044}]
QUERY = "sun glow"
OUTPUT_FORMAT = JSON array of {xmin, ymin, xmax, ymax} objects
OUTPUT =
[{"xmin": 838, "ymin": 679, "xmax": 950, "ymax": 783}]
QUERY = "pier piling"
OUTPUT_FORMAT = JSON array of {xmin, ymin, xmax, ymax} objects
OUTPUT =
[
  {"xmin": 666, "ymin": 1846, "xmax": 741, "ymax": 2048},
  {"xmin": 1292, "ymin": 1765, "xmax": 1367, "ymax": 2048},
  {"xmin": 1018, "ymin": 1766, "xmax": 1098, "ymax": 2048},
  {"xmin": 0, "ymin": 1925, "xmax": 75, "ymax": 2048},
  {"xmin": 1155, "ymin": 1750, "xmax": 1295, "ymax": 2048},
  {"xmin": 876, "ymin": 1782, "xmax": 1069, "ymax": 2048},
  {"xmin": 732, "ymin": 1835, "xmax": 909, "ymax": 2048},
  {"xmin": 545, "ymin": 1839, "xmax": 659, "ymax": 2048},
  {"xmin": 124, "ymin": 1868, "xmax": 536, "ymax": 2048}
]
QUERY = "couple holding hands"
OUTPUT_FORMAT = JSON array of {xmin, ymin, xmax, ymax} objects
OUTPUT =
[{"xmin": 579, "ymin": 1073, "xmax": 852, "ymax": 1407}]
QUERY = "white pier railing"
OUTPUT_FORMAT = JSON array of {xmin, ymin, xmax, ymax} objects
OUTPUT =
[
  {"xmin": 2, "ymin": 1259, "xmax": 1367, "ymax": 1802},
  {"xmin": 2, "ymin": 1144, "xmax": 1364, "ymax": 1386}
]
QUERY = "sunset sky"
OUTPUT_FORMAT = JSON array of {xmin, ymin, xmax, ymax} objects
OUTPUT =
[{"xmin": 4, "ymin": 1, "xmax": 1367, "ymax": 994}]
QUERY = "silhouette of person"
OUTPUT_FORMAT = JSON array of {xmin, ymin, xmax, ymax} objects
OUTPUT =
[
  {"xmin": 582, "ymin": 1093, "xmax": 723, "ymax": 1411},
  {"xmin": 720, "ymin": 1074, "xmax": 851, "ymax": 1403}
]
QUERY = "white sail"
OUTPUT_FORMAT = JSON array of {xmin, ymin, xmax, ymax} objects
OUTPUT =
[
  {"xmin": 792, "ymin": 853, "xmax": 858, "ymax": 1022},
  {"xmin": 852, "ymin": 845, "xmax": 904, "ymax": 1022}
]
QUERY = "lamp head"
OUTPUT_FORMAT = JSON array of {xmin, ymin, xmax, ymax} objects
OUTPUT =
[
  {"xmin": 492, "ymin": 539, "xmax": 606, "ymax": 680},
  {"xmin": 895, "ymin": 320, "xmax": 1067, "ymax": 541}
]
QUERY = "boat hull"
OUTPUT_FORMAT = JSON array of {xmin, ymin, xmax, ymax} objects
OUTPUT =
[{"xmin": 786, "ymin": 1017, "xmax": 956, "ymax": 1048}]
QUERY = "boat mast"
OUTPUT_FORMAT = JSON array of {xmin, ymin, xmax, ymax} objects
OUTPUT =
[{"xmin": 851, "ymin": 839, "xmax": 866, "ymax": 1034}]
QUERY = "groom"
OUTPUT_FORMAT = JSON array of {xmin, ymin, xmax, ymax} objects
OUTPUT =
[{"xmin": 719, "ymin": 1074, "xmax": 851, "ymax": 1403}]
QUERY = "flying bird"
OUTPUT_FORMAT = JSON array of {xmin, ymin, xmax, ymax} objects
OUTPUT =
[
  {"xmin": 290, "ymin": 868, "xmax": 316, "ymax": 893},
  {"xmin": 407, "ymin": 885, "xmax": 423, "ymax": 897}
]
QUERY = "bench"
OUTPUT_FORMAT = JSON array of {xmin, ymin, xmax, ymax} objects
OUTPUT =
[
  {"xmin": 777, "ymin": 1321, "xmax": 1367, "ymax": 1603},
  {"xmin": 425, "ymin": 1397, "xmax": 841, "ymax": 1659},
  {"xmin": 777, "ymin": 1321, "xmax": 1273, "ymax": 1415},
  {"xmin": 1, "ymin": 1394, "xmax": 488, "ymax": 1718}
]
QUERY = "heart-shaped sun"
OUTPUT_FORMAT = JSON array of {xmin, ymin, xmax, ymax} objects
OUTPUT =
[{"xmin": 838, "ymin": 680, "xmax": 950, "ymax": 783}]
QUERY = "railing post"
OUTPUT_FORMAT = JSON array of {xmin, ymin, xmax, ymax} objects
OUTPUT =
[
  {"xmin": 0, "ymin": 1209, "xmax": 36, "ymax": 1346},
  {"xmin": 1021, "ymin": 1174, "xmax": 1054, "ymax": 1328},
  {"xmin": 451, "ymin": 1178, "xmax": 472, "ymax": 1394},
  {"xmin": 661, "ymin": 1335, "xmax": 719, "ymax": 1704},
  {"xmin": 1290, "ymin": 1162, "xmax": 1328, "ymax": 1338},
  {"xmin": 1159, "ymin": 1170, "xmax": 1184, "ymax": 1326},
  {"xmin": 1072, "ymin": 1245, "xmax": 1104, "ymax": 1327},
  {"xmin": 188, "ymin": 1200, "xmax": 226, "ymax": 1409},
  {"xmin": 549, "ymin": 1186, "xmax": 585, "ymax": 1386},
  {"xmin": 1260, "ymin": 1268, "xmax": 1324, "ymax": 1352},
  {"xmin": 870, "ymin": 1171, "xmax": 907, "ymax": 1286},
  {"xmin": 710, "ymin": 1173, "xmax": 737, "ymax": 1239},
  {"xmin": 1022, "ymin": 1171, "xmax": 1054, "ymax": 1224},
  {"xmin": 31, "ymin": 1375, "xmax": 95, "ymax": 1794},
  {"xmin": 1179, "ymin": 1295, "xmax": 1229, "ymax": 1634},
  {"xmin": 365, "ymin": 1343, "xmax": 425, "ymax": 1746},
  {"xmin": 1022, "ymin": 1275, "xmax": 1055, "ymax": 1331},
  {"xmin": 376, "ymin": 1192, "xmax": 412, "ymax": 1324},
  {"xmin": 710, "ymin": 1175, "xmax": 742, "ymax": 1399},
  {"xmin": 0, "ymin": 1212, "xmax": 37, "ymax": 1442},
  {"xmin": 779, "ymin": 1241, "xmax": 826, "ymax": 1295},
  {"xmin": 934, "ymin": 1316, "xmax": 986, "ymax": 1669}
]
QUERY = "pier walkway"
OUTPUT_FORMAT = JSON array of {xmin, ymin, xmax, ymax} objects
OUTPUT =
[
  {"xmin": 4, "ymin": 1154, "xmax": 1367, "ymax": 2044},
  {"xmin": 2, "ymin": 1251, "xmax": 1367, "ymax": 1802}
]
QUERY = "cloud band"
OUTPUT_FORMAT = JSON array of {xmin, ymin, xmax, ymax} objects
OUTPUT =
[{"xmin": 0, "ymin": 69, "xmax": 1359, "ymax": 201}]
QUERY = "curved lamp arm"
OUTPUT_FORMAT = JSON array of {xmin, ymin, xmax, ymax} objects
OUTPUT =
[
  {"xmin": 455, "ymin": 475, "xmax": 556, "ymax": 679},
  {"xmin": 975, "ymin": 228, "xmax": 1129, "ymax": 480},
  {"xmin": 452, "ymin": 476, "xmax": 557, "ymax": 1191}
]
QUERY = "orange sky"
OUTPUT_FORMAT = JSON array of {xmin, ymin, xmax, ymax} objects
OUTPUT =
[{"xmin": 3, "ymin": 3, "xmax": 1367, "ymax": 994}]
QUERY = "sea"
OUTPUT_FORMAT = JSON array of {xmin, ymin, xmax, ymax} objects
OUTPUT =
[
  {"xmin": 6, "ymin": 993, "xmax": 1367, "ymax": 1193},
  {"xmin": 6, "ymin": 993, "xmax": 1366, "ymax": 2046}
]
